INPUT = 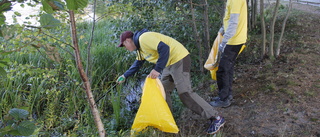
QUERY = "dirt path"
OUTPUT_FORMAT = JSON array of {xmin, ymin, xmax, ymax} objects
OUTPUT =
[{"xmin": 292, "ymin": 2, "xmax": 320, "ymax": 14}]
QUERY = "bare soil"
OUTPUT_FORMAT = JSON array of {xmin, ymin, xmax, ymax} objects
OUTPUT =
[{"xmin": 176, "ymin": 3, "xmax": 320, "ymax": 137}]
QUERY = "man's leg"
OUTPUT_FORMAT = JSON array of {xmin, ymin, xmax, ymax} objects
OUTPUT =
[
  {"xmin": 211, "ymin": 44, "xmax": 242, "ymax": 107},
  {"xmin": 171, "ymin": 55, "xmax": 218, "ymax": 119},
  {"xmin": 227, "ymin": 44, "xmax": 243, "ymax": 97},
  {"xmin": 161, "ymin": 67, "xmax": 176, "ymax": 110},
  {"xmin": 216, "ymin": 45, "xmax": 234, "ymax": 101}
]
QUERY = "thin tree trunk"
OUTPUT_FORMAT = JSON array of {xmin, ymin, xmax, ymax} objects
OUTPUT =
[
  {"xmin": 203, "ymin": 0, "xmax": 210, "ymax": 50},
  {"xmin": 248, "ymin": 0, "xmax": 251, "ymax": 30},
  {"xmin": 253, "ymin": 0, "xmax": 258, "ymax": 28},
  {"xmin": 250, "ymin": 0, "xmax": 258, "ymax": 30},
  {"xmin": 69, "ymin": 10, "xmax": 106, "ymax": 137},
  {"xmin": 269, "ymin": 0, "xmax": 280, "ymax": 59},
  {"xmin": 190, "ymin": 0, "xmax": 204, "ymax": 72},
  {"xmin": 276, "ymin": 0, "xmax": 292, "ymax": 57},
  {"xmin": 260, "ymin": 0, "xmax": 266, "ymax": 58},
  {"xmin": 86, "ymin": 0, "xmax": 97, "ymax": 78}
]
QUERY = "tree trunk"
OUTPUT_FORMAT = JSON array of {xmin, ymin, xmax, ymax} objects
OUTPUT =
[
  {"xmin": 250, "ymin": 0, "xmax": 258, "ymax": 30},
  {"xmin": 253, "ymin": 0, "xmax": 258, "ymax": 28},
  {"xmin": 248, "ymin": 0, "xmax": 251, "ymax": 30},
  {"xmin": 190, "ymin": 0, "xmax": 204, "ymax": 72},
  {"xmin": 86, "ymin": 0, "xmax": 97, "ymax": 78},
  {"xmin": 269, "ymin": 0, "xmax": 280, "ymax": 59},
  {"xmin": 203, "ymin": 0, "xmax": 210, "ymax": 50},
  {"xmin": 276, "ymin": 0, "xmax": 292, "ymax": 57},
  {"xmin": 69, "ymin": 10, "xmax": 106, "ymax": 137},
  {"xmin": 260, "ymin": 0, "xmax": 266, "ymax": 58}
]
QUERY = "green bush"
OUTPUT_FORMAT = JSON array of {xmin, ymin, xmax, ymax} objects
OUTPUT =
[{"xmin": 0, "ymin": 108, "xmax": 36, "ymax": 136}]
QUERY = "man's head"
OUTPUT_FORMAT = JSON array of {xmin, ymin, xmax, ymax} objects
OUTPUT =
[
  {"xmin": 118, "ymin": 31, "xmax": 134, "ymax": 47},
  {"xmin": 118, "ymin": 31, "xmax": 136, "ymax": 51}
]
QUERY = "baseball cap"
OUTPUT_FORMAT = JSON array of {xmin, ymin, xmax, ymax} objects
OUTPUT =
[{"xmin": 118, "ymin": 31, "xmax": 134, "ymax": 47}]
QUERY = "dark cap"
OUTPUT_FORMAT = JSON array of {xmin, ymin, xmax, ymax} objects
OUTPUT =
[{"xmin": 118, "ymin": 31, "xmax": 134, "ymax": 47}]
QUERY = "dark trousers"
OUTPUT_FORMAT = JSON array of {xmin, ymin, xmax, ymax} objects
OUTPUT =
[{"xmin": 216, "ymin": 44, "xmax": 243, "ymax": 101}]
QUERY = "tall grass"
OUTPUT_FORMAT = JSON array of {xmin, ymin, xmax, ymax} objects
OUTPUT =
[
  {"xmin": 0, "ymin": 19, "xmax": 139, "ymax": 136},
  {"xmin": 0, "ymin": 17, "xmax": 217, "ymax": 136}
]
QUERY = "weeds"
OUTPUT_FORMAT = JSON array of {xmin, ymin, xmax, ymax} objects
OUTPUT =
[
  {"xmin": 263, "ymin": 82, "xmax": 276, "ymax": 93},
  {"xmin": 304, "ymin": 90, "xmax": 315, "ymax": 97},
  {"xmin": 286, "ymin": 80, "xmax": 297, "ymax": 86},
  {"xmin": 310, "ymin": 118, "xmax": 318, "ymax": 122},
  {"xmin": 0, "ymin": 20, "xmax": 133, "ymax": 136}
]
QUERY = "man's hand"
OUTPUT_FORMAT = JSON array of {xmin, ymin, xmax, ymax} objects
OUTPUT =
[
  {"xmin": 219, "ymin": 27, "xmax": 224, "ymax": 35},
  {"xmin": 219, "ymin": 42, "xmax": 227, "ymax": 53},
  {"xmin": 148, "ymin": 69, "xmax": 160, "ymax": 79},
  {"xmin": 116, "ymin": 75, "xmax": 126, "ymax": 84}
]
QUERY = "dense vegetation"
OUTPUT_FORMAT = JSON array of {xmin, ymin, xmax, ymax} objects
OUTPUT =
[{"xmin": 0, "ymin": 0, "xmax": 298, "ymax": 136}]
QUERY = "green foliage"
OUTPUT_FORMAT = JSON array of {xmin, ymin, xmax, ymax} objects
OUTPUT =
[
  {"xmin": 0, "ymin": 57, "xmax": 9, "ymax": 77},
  {"xmin": 0, "ymin": 2, "xmax": 12, "ymax": 25},
  {"xmin": 0, "ymin": 108, "xmax": 36, "ymax": 136},
  {"xmin": 0, "ymin": 14, "xmax": 5, "ymax": 27},
  {"xmin": 171, "ymin": 90, "xmax": 184, "ymax": 120},
  {"xmin": 102, "ymin": 0, "xmax": 224, "ymax": 75},
  {"xmin": 66, "ymin": 0, "xmax": 88, "ymax": 10},
  {"xmin": 42, "ymin": 0, "xmax": 56, "ymax": 13},
  {"xmin": 42, "ymin": 0, "xmax": 88, "ymax": 12},
  {"xmin": 0, "ymin": 0, "xmax": 226, "ymax": 136},
  {"xmin": 40, "ymin": 14, "xmax": 61, "ymax": 29},
  {"xmin": 110, "ymin": 88, "xmax": 121, "ymax": 130},
  {"xmin": 1, "ymin": 19, "xmax": 135, "ymax": 135},
  {"xmin": 0, "ymin": 2, "xmax": 12, "ymax": 12}
]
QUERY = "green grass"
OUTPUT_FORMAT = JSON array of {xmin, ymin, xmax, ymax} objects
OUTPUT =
[
  {"xmin": 304, "ymin": 90, "xmax": 315, "ymax": 97},
  {"xmin": 310, "ymin": 118, "xmax": 318, "ymax": 122},
  {"xmin": 0, "ymin": 19, "xmax": 135, "ymax": 136},
  {"xmin": 262, "ymin": 82, "xmax": 276, "ymax": 93}
]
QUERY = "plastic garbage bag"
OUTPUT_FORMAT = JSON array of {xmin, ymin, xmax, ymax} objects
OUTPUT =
[
  {"xmin": 131, "ymin": 78, "xmax": 179, "ymax": 136},
  {"xmin": 204, "ymin": 32, "xmax": 246, "ymax": 80},
  {"xmin": 204, "ymin": 32, "xmax": 223, "ymax": 80}
]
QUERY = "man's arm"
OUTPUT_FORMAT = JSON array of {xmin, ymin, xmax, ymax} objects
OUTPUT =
[
  {"xmin": 220, "ymin": 13, "xmax": 239, "ymax": 52},
  {"xmin": 123, "ymin": 60, "xmax": 145, "ymax": 78},
  {"xmin": 154, "ymin": 41, "xmax": 170, "ymax": 73}
]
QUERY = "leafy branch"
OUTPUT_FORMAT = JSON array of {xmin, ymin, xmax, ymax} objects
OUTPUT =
[{"xmin": 0, "ymin": 108, "xmax": 36, "ymax": 136}]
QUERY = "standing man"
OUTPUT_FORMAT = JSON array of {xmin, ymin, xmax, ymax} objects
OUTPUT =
[
  {"xmin": 210, "ymin": 0, "xmax": 247, "ymax": 108},
  {"xmin": 116, "ymin": 29, "xmax": 225, "ymax": 134}
]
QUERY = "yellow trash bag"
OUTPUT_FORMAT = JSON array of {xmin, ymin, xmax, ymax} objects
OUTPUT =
[
  {"xmin": 131, "ymin": 77, "xmax": 179, "ymax": 136},
  {"xmin": 204, "ymin": 32, "xmax": 223, "ymax": 80},
  {"xmin": 204, "ymin": 32, "xmax": 246, "ymax": 80}
]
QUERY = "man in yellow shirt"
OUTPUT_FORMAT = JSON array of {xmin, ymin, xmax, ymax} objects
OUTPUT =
[
  {"xmin": 116, "ymin": 29, "xmax": 225, "ymax": 134},
  {"xmin": 210, "ymin": 0, "xmax": 247, "ymax": 108}
]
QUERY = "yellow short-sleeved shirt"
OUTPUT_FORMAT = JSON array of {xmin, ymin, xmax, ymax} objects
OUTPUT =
[
  {"xmin": 223, "ymin": 0, "xmax": 247, "ymax": 45},
  {"xmin": 136, "ymin": 32, "xmax": 189, "ymax": 66}
]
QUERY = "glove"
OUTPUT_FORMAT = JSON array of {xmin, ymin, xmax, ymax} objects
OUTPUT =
[
  {"xmin": 219, "ymin": 42, "xmax": 227, "ymax": 53},
  {"xmin": 219, "ymin": 27, "xmax": 224, "ymax": 35},
  {"xmin": 116, "ymin": 75, "xmax": 126, "ymax": 84}
]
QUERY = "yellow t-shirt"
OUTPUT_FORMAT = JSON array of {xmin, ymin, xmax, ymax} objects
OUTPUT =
[
  {"xmin": 136, "ymin": 32, "xmax": 189, "ymax": 66},
  {"xmin": 223, "ymin": 0, "xmax": 247, "ymax": 45}
]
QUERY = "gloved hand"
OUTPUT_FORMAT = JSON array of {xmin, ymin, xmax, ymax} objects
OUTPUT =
[
  {"xmin": 219, "ymin": 42, "xmax": 227, "ymax": 53},
  {"xmin": 216, "ymin": 44, "xmax": 225, "ymax": 65},
  {"xmin": 116, "ymin": 75, "xmax": 126, "ymax": 84},
  {"xmin": 219, "ymin": 27, "xmax": 224, "ymax": 35}
]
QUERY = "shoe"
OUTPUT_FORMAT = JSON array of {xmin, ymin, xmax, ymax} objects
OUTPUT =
[
  {"xmin": 207, "ymin": 116, "xmax": 225, "ymax": 134},
  {"xmin": 209, "ymin": 99, "xmax": 231, "ymax": 108},
  {"xmin": 211, "ymin": 95, "xmax": 233, "ymax": 101}
]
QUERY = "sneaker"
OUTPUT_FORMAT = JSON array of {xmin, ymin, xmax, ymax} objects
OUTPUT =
[
  {"xmin": 211, "ymin": 95, "xmax": 233, "ymax": 101},
  {"xmin": 207, "ymin": 116, "xmax": 225, "ymax": 134},
  {"xmin": 209, "ymin": 99, "xmax": 231, "ymax": 108}
]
